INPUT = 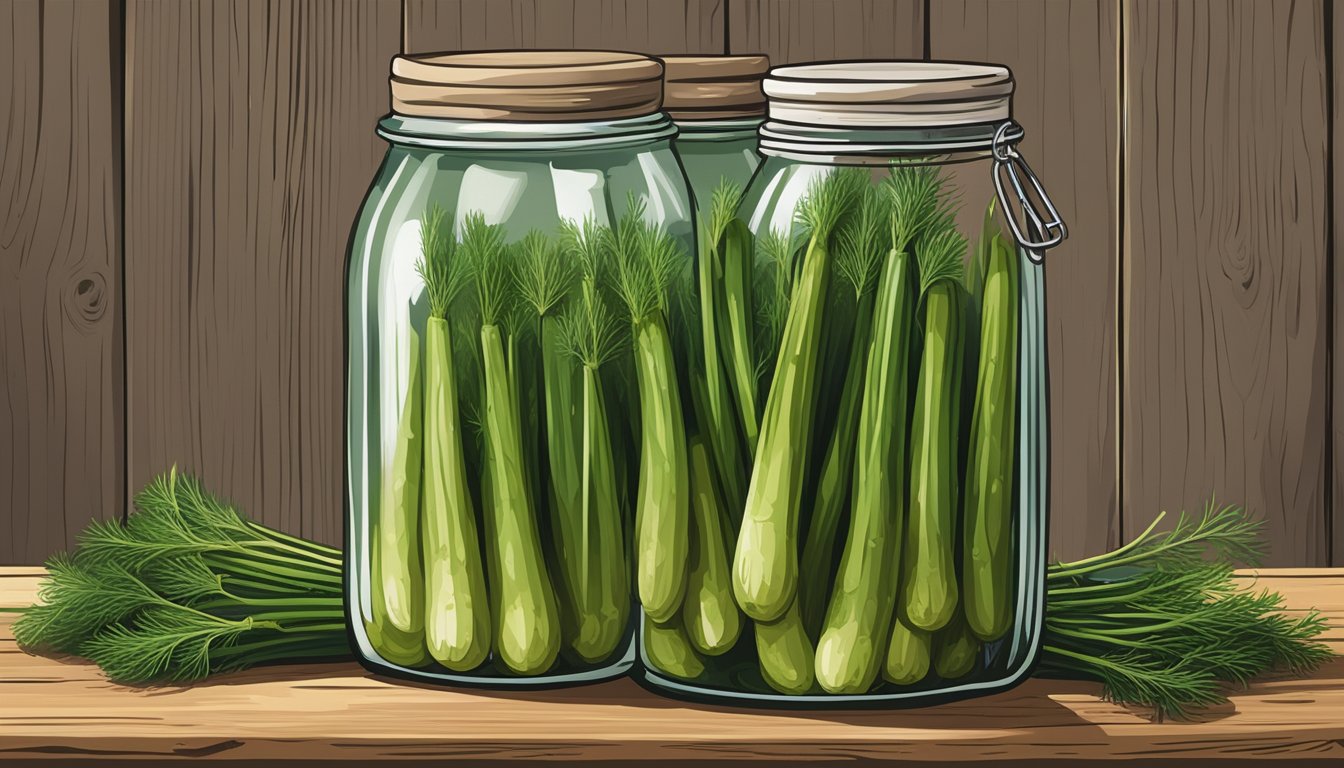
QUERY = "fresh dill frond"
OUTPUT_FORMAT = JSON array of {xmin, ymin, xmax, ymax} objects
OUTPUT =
[
  {"xmin": 886, "ymin": 165, "xmax": 948, "ymax": 252},
  {"xmin": 80, "ymin": 606, "xmax": 258, "ymax": 684},
  {"xmin": 559, "ymin": 281, "xmax": 621, "ymax": 370},
  {"xmin": 913, "ymin": 226, "xmax": 967, "ymax": 297},
  {"xmin": 795, "ymin": 168, "xmax": 866, "ymax": 242},
  {"xmin": 752, "ymin": 226, "xmax": 801, "ymax": 382},
  {"xmin": 833, "ymin": 183, "xmax": 888, "ymax": 298},
  {"xmin": 707, "ymin": 180, "xmax": 744, "ymax": 246},
  {"xmin": 13, "ymin": 555, "xmax": 161, "ymax": 653},
  {"xmin": 610, "ymin": 204, "xmax": 682, "ymax": 326},
  {"xmin": 559, "ymin": 216, "xmax": 611, "ymax": 282},
  {"xmin": 514, "ymin": 228, "xmax": 573, "ymax": 319},
  {"xmin": 415, "ymin": 205, "xmax": 470, "ymax": 319},
  {"xmin": 1049, "ymin": 499, "xmax": 1264, "ymax": 582},
  {"xmin": 461, "ymin": 213, "xmax": 512, "ymax": 327}
]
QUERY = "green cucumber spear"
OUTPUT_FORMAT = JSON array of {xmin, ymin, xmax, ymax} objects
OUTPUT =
[
  {"xmin": 901, "ymin": 224, "xmax": 969, "ymax": 633},
  {"xmin": 694, "ymin": 184, "xmax": 751, "ymax": 511},
  {"xmin": 797, "ymin": 183, "xmax": 888, "ymax": 638},
  {"xmin": 815, "ymin": 168, "xmax": 939, "ymax": 693},
  {"xmin": 733, "ymin": 169, "xmax": 865, "ymax": 623},
  {"xmin": 370, "ymin": 315, "xmax": 428, "ymax": 667},
  {"xmin": 555, "ymin": 219, "xmax": 630, "ymax": 663},
  {"xmin": 963, "ymin": 221, "xmax": 1020, "ymax": 641},
  {"xmin": 466, "ymin": 214, "xmax": 561, "ymax": 675},
  {"xmin": 611, "ymin": 202, "xmax": 691, "ymax": 624},
  {"xmin": 415, "ymin": 206, "xmax": 490, "ymax": 671},
  {"xmin": 683, "ymin": 429, "xmax": 742, "ymax": 655},
  {"xmin": 704, "ymin": 182, "xmax": 761, "ymax": 462},
  {"xmin": 516, "ymin": 228, "xmax": 597, "ymax": 659}
]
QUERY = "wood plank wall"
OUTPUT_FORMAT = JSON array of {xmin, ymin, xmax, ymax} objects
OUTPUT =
[
  {"xmin": 1, "ymin": 0, "xmax": 123, "ymax": 561},
  {"xmin": 0, "ymin": 0, "xmax": 1339, "ymax": 566}
]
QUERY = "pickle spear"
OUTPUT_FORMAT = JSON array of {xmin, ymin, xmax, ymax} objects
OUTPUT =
[{"xmin": 416, "ymin": 208, "xmax": 490, "ymax": 671}]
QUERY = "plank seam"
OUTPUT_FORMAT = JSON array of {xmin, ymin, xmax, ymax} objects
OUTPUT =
[
  {"xmin": 1116, "ymin": 0, "xmax": 1128, "ymax": 553},
  {"xmin": 116, "ymin": 0, "xmax": 129, "ymax": 528},
  {"xmin": 1327, "ymin": 0, "xmax": 1336, "ymax": 568}
]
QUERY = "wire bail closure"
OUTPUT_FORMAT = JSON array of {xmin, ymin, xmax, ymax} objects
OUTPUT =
[{"xmin": 992, "ymin": 121, "xmax": 1067, "ymax": 259}]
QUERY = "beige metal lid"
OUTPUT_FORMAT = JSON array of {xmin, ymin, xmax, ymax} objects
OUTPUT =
[
  {"xmin": 390, "ymin": 50, "xmax": 665, "ymax": 121},
  {"xmin": 660, "ymin": 54, "xmax": 769, "ymax": 120},
  {"xmin": 763, "ymin": 60, "xmax": 1014, "ymax": 127}
]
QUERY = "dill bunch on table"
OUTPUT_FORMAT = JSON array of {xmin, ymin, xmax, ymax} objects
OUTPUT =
[
  {"xmin": 1038, "ymin": 501, "xmax": 1333, "ymax": 720},
  {"xmin": 14, "ymin": 468, "xmax": 347, "ymax": 683},
  {"xmin": 13, "ymin": 471, "xmax": 1333, "ymax": 721}
]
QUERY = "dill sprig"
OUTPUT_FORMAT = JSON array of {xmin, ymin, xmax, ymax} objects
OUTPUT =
[
  {"xmin": 559, "ymin": 280, "xmax": 621, "ymax": 371},
  {"xmin": 514, "ymin": 228, "xmax": 573, "ymax": 319},
  {"xmin": 795, "ymin": 168, "xmax": 865, "ymax": 242},
  {"xmin": 752, "ymin": 226, "xmax": 801, "ymax": 383},
  {"xmin": 610, "ymin": 201, "xmax": 681, "ymax": 326},
  {"xmin": 886, "ymin": 165, "xmax": 950, "ymax": 253},
  {"xmin": 913, "ymin": 226, "xmax": 967, "ymax": 297},
  {"xmin": 1040, "ymin": 500, "xmax": 1334, "ymax": 720},
  {"xmin": 834, "ymin": 184, "xmax": 889, "ymax": 299},
  {"xmin": 706, "ymin": 181, "xmax": 744, "ymax": 247},
  {"xmin": 415, "ymin": 205, "xmax": 470, "ymax": 319},
  {"xmin": 560, "ymin": 216, "xmax": 612, "ymax": 280},
  {"xmin": 461, "ymin": 213, "xmax": 512, "ymax": 326}
]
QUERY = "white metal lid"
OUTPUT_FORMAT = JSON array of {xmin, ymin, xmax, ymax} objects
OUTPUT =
[{"xmin": 763, "ymin": 61, "xmax": 1013, "ymax": 127}]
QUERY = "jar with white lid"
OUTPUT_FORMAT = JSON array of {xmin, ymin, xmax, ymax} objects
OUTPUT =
[
  {"xmin": 661, "ymin": 54, "xmax": 769, "ymax": 204},
  {"xmin": 346, "ymin": 50, "xmax": 696, "ymax": 687},
  {"xmin": 638, "ymin": 60, "xmax": 1065, "ymax": 706}
]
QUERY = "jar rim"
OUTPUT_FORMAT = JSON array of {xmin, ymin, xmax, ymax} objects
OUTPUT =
[
  {"xmin": 671, "ymin": 117, "xmax": 763, "ymax": 142},
  {"xmin": 376, "ymin": 112, "xmax": 678, "ymax": 151},
  {"xmin": 757, "ymin": 119, "xmax": 1023, "ymax": 163}
]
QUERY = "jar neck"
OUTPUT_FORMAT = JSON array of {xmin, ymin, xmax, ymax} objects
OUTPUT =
[
  {"xmin": 377, "ymin": 111, "xmax": 677, "ymax": 151},
  {"xmin": 757, "ymin": 119, "xmax": 1024, "ymax": 164},
  {"xmin": 671, "ymin": 117, "xmax": 763, "ymax": 143}
]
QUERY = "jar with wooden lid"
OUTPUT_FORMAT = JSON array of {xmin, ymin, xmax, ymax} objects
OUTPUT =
[
  {"xmin": 661, "ymin": 54, "xmax": 769, "ymax": 204},
  {"xmin": 637, "ymin": 60, "xmax": 1066, "ymax": 707},
  {"xmin": 345, "ymin": 50, "xmax": 696, "ymax": 687}
]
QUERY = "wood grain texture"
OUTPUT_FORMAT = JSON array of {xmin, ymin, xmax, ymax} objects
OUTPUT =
[
  {"xmin": 1334, "ymin": 0, "xmax": 1344, "ymax": 569},
  {"xmin": 930, "ymin": 0, "xmax": 1121, "ymax": 561},
  {"xmin": 403, "ymin": 0, "xmax": 725, "ymax": 55},
  {"xmin": 728, "ymin": 0, "xmax": 923, "ymax": 62},
  {"xmin": 1123, "ymin": 0, "xmax": 1330, "ymax": 565},
  {"xmin": 0, "ymin": 0, "xmax": 124, "ymax": 564},
  {"xmin": 0, "ymin": 566, "xmax": 1341, "ymax": 764},
  {"xmin": 123, "ymin": 0, "xmax": 400, "ymax": 546}
]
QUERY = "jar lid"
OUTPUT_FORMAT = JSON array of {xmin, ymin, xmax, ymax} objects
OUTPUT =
[
  {"xmin": 763, "ymin": 60, "xmax": 1013, "ymax": 128},
  {"xmin": 660, "ymin": 55, "xmax": 769, "ymax": 121},
  {"xmin": 390, "ymin": 50, "xmax": 665, "ymax": 121}
]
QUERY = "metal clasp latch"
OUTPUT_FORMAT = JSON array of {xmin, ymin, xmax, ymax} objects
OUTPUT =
[{"xmin": 991, "ymin": 121, "xmax": 1067, "ymax": 260}]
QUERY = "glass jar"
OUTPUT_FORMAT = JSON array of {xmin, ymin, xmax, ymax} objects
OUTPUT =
[
  {"xmin": 637, "ymin": 61, "xmax": 1066, "ymax": 706},
  {"xmin": 661, "ymin": 55, "xmax": 769, "ymax": 203},
  {"xmin": 346, "ymin": 51, "xmax": 695, "ymax": 687}
]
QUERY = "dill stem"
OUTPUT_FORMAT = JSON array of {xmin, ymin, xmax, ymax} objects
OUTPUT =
[
  {"xmin": 1045, "ymin": 625, "xmax": 1153, "ymax": 649},
  {"xmin": 1048, "ymin": 515, "xmax": 1167, "ymax": 576},
  {"xmin": 245, "ymin": 609, "xmax": 346, "ymax": 625},
  {"xmin": 206, "ymin": 595, "xmax": 344, "ymax": 610},
  {"xmin": 245, "ymin": 525, "xmax": 342, "ymax": 565},
  {"xmin": 221, "ymin": 573, "xmax": 334, "ymax": 596},
  {"xmin": 205, "ymin": 543, "xmax": 342, "ymax": 575},
  {"xmin": 210, "ymin": 634, "xmax": 349, "ymax": 660},
  {"xmin": 204, "ymin": 552, "xmax": 341, "ymax": 585}
]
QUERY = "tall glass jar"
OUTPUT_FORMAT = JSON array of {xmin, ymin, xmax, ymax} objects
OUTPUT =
[
  {"xmin": 661, "ymin": 55, "xmax": 769, "ymax": 203},
  {"xmin": 346, "ymin": 51, "xmax": 695, "ymax": 687},
  {"xmin": 637, "ymin": 61, "xmax": 1066, "ymax": 706}
]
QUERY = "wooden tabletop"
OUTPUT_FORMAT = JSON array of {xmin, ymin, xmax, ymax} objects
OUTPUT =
[{"xmin": 1, "ymin": 567, "xmax": 1341, "ymax": 765}]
